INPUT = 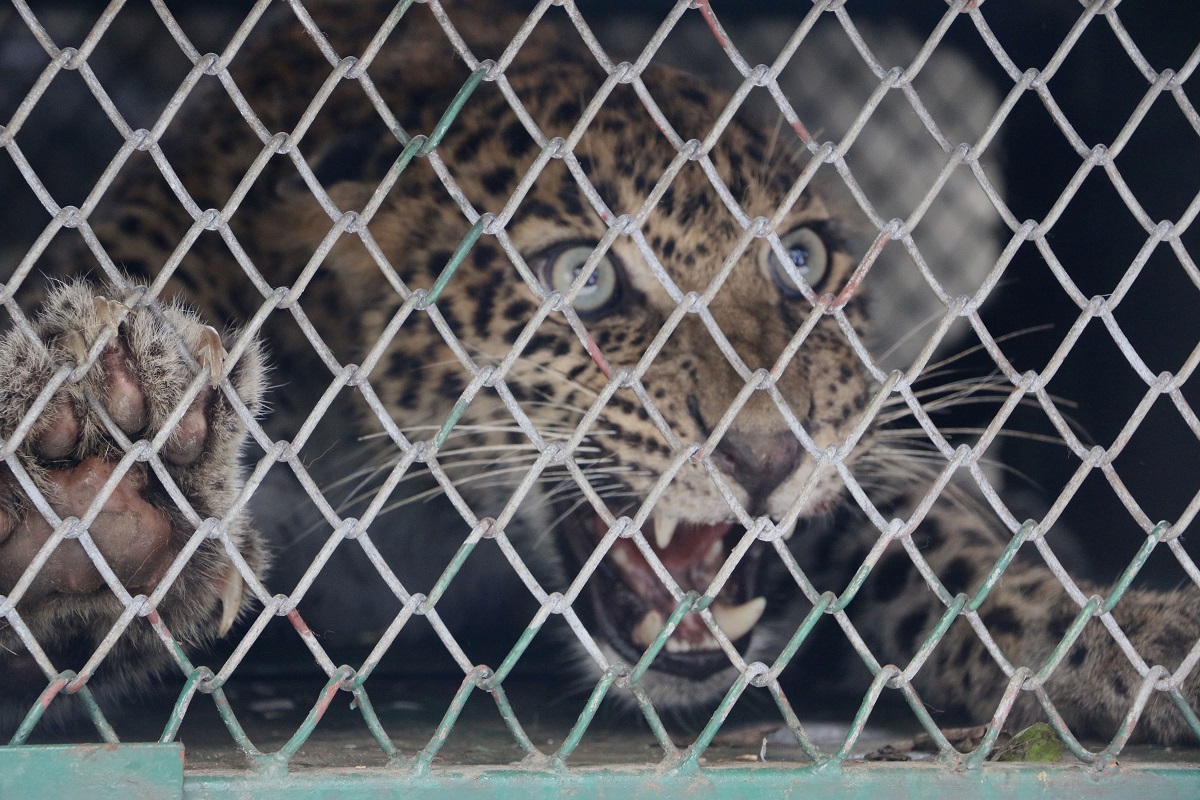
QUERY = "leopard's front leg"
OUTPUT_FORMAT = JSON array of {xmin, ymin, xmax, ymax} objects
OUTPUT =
[{"xmin": 848, "ymin": 503, "xmax": 1200, "ymax": 745}]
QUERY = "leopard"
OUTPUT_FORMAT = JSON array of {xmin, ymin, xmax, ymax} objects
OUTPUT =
[{"xmin": 2, "ymin": 0, "xmax": 1199, "ymax": 747}]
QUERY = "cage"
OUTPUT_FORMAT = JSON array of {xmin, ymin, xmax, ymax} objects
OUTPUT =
[{"xmin": 2, "ymin": 0, "xmax": 1200, "ymax": 797}]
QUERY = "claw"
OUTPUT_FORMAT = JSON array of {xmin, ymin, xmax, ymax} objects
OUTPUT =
[
  {"xmin": 93, "ymin": 296, "xmax": 130, "ymax": 331},
  {"xmin": 218, "ymin": 562, "xmax": 244, "ymax": 636},
  {"xmin": 61, "ymin": 297, "xmax": 129, "ymax": 367},
  {"xmin": 197, "ymin": 326, "xmax": 226, "ymax": 388},
  {"xmin": 63, "ymin": 330, "xmax": 90, "ymax": 366}
]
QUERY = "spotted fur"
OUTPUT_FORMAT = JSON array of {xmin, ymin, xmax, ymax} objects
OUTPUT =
[{"xmin": 2, "ymin": 1, "xmax": 1198, "ymax": 745}]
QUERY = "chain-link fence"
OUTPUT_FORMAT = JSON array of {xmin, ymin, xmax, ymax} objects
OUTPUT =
[{"xmin": 2, "ymin": 0, "xmax": 1200, "ymax": 793}]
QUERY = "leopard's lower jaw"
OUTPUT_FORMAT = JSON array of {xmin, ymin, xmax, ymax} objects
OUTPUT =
[{"xmin": 552, "ymin": 497, "xmax": 796, "ymax": 683}]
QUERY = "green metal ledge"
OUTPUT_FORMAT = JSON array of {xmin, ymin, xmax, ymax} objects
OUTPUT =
[
  {"xmin": 6, "ymin": 744, "xmax": 1200, "ymax": 800},
  {"xmin": 187, "ymin": 764, "xmax": 1200, "ymax": 800},
  {"xmin": 0, "ymin": 743, "xmax": 185, "ymax": 800}
]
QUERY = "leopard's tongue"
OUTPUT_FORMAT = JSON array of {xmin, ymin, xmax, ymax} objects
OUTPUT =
[{"xmin": 593, "ymin": 513, "xmax": 766, "ymax": 652}]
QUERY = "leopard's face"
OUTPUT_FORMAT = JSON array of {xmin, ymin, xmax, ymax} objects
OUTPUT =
[{"xmin": 306, "ymin": 58, "xmax": 874, "ymax": 706}]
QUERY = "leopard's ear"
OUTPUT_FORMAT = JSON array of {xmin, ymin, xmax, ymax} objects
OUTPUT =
[
  {"xmin": 822, "ymin": 178, "xmax": 996, "ymax": 373},
  {"xmin": 604, "ymin": 14, "xmax": 1004, "ymax": 375},
  {"xmin": 276, "ymin": 130, "xmax": 401, "ymax": 196},
  {"xmin": 863, "ymin": 249, "xmax": 996, "ymax": 372},
  {"xmin": 313, "ymin": 130, "xmax": 400, "ymax": 186}
]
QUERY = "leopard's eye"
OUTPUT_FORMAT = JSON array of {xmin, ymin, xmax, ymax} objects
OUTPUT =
[
  {"xmin": 539, "ymin": 243, "xmax": 621, "ymax": 316},
  {"xmin": 766, "ymin": 226, "xmax": 828, "ymax": 297}
]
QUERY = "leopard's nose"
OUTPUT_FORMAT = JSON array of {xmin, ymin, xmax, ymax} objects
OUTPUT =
[{"xmin": 711, "ymin": 430, "xmax": 803, "ymax": 502}]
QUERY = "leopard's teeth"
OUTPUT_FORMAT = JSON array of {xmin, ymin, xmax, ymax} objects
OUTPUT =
[
  {"xmin": 609, "ymin": 544, "xmax": 633, "ymax": 570},
  {"xmin": 665, "ymin": 635, "xmax": 721, "ymax": 654},
  {"xmin": 631, "ymin": 609, "xmax": 665, "ymax": 648},
  {"xmin": 704, "ymin": 538, "xmax": 725, "ymax": 567},
  {"xmin": 778, "ymin": 517, "xmax": 799, "ymax": 540},
  {"xmin": 654, "ymin": 512, "xmax": 678, "ymax": 550},
  {"xmin": 711, "ymin": 596, "xmax": 766, "ymax": 642}
]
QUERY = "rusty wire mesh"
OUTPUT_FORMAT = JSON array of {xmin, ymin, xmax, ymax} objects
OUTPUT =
[{"xmin": 2, "ymin": 0, "xmax": 1200, "ymax": 777}]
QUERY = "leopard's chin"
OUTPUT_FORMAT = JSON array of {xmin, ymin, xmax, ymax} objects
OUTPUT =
[{"xmin": 554, "ymin": 500, "xmax": 797, "ymax": 684}]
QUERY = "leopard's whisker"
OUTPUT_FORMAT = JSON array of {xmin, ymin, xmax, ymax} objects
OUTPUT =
[
  {"xmin": 331, "ymin": 455, "xmax": 639, "ymax": 517},
  {"xmin": 322, "ymin": 439, "xmax": 612, "ymax": 493},
  {"xmin": 359, "ymin": 417, "xmax": 610, "ymax": 442},
  {"xmin": 362, "ymin": 473, "xmax": 641, "ymax": 525},
  {"xmin": 537, "ymin": 494, "xmax": 644, "ymax": 546},
  {"xmin": 877, "ymin": 427, "xmax": 1066, "ymax": 447},
  {"xmin": 537, "ymin": 474, "xmax": 644, "ymax": 506},
  {"xmin": 459, "ymin": 469, "xmax": 642, "ymax": 499},
  {"xmin": 320, "ymin": 432, "xmax": 635, "ymax": 521}
]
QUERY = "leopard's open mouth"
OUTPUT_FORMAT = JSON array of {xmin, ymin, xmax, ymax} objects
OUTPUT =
[{"xmin": 558, "ymin": 504, "xmax": 797, "ymax": 680}]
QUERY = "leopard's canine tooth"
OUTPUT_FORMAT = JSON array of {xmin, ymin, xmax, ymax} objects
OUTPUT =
[
  {"xmin": 711, "ymin": 597, "xmax": 766, "ymax": 641},
  {"xmin": 632, "ymin": 609, "xmax": 665, "ymax": 648},
  {"xmin": 778, "ymin": 517, "xmax": 799, "ymax": 540},
  {"xmin": 654, "ymin": 512, "xmax": 679, "ymax": 550}
]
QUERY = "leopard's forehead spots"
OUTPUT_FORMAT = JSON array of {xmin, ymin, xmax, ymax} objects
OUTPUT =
[
  {"xmin": 343, "ymin": 53, "xmax": 850, "ymax": 318},
  {"xmin": 482, "ymin": 65, "xmax": 850, "ymax": 309}
]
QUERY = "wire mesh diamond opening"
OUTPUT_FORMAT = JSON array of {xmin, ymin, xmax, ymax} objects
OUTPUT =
[{"xmin": 3, "ymin": 0, "xmax": 1200, "ymax": 785}]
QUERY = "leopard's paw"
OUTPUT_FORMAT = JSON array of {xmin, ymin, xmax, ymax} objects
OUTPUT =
[{"xmin": 0, "ymin": 281, "xmax": 266, "ymax": 728}]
